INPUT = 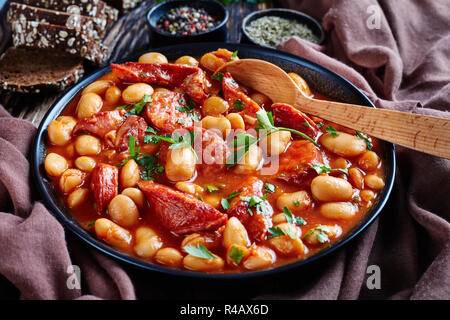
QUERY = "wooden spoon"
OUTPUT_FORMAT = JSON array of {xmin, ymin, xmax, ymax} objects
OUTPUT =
[{"xmin": 216, "ymin": 59, "xmax": 450, "ymax": 159}]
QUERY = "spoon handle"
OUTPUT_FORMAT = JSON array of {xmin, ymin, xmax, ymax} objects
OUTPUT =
[{"xmin": 295, "ymin": 98, "xmax": 450, "ymax": 159}]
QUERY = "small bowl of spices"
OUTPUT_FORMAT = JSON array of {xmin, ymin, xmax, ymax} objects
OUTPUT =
[
  {"xmin": 241, "ymin": 8, "xmax": 325, "ymax": 49},
  {"xmin": 147, "ymin": 0, "xmax": 229, "ymax": 47}
]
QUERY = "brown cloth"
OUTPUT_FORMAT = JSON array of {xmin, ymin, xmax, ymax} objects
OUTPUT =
[
  {"xmin": 0, "ymin": 0, "xmax": 449, "ymax": 300},
  {"xmin": 0, "ymin": 106, "xmax": 135, "ymax": 300}
]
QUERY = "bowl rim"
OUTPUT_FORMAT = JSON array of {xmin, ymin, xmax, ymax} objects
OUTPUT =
[
  {"xmin": 146, "ymin": 0, "xmax": 229, "ymax": 39},
  {"xmin": 242, "ymin": 8, "xmax": 326, "ymax": 47},
  {"xmin": 31, "ymin": 42, "xmax": 395, "ymax": 279}
]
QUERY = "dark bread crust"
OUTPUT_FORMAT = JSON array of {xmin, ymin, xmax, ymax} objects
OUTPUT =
[
  {"xmin": 7, "ymin": 2, "xmax": 106, "ymax": 39},
  {"xmin": 0, "ymin": 47, "xmax": 84, "ymax": 93},
  {"xmin": 21, "ymin": 0, "xmax": 119, "ymax": 25},
  {"xmin": 11, "ymin": 19, "xmax": 110, "ymax": 64}
]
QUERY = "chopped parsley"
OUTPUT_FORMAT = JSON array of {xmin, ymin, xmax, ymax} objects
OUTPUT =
[
  {"xmin": 211, "ymin": 72, "xmax": 224, "ymax": 82},
  {"xmin": 302, "ymin": 121, "xmax": 311, "ymax": 127},
  {"xmin": 145, "ymin": 126, "xmax": 156, "ymax": 134},
  {"xmin": 282, "ymin": 207, "xmax": 306, "ymax": 226},
  {"xmin": 283, "ymin": 206, "xmax": 294, "ymax": 224},
  {"xmin": 293, "ymin": 200, "xmax": 300, "ymax": 207},
  {"xmin": 303, "ymin": 225, "xmax": 331, "ymax": 244},
  {"xmin": 267, "ymin": 225, "xmax": 297, "ymax": 240},
  {"xmin": 256, "ymin": 109, "xmax": 319, "ymax": 147},
  {"xmin": 295, "ymin": 217, "xmax": 306, "ymax": 226},
  {"xmin": 230, "ymin": 50, "xmax": 238, "ymax": 61},
  {"xmin": 220, "ymin": 191, "xmax": 241, "ymax": 210},
  {"xmin": 205, "ymin": 184, "xmax": 220, "ymax": 193},
  {"xmin": 310, "ymin": 163, "xmax": 348, "ymax": 175},
  {"xmin": 146, "ymin": 131, "xmax": 197, "ymax": 160},
  {"xmin": 229, "ymin": 245, "xmax": 245, "ymax": 265},
  {"xmin": 326, "ymin": 125, "xmax": 338, "ymax": 137},
  {"xmin": 183, "ymin": 244, "xmax": 216, "ymax": 259},
  {"xmin": 317, "ymin": 122, "xmax": 325, "ymax": 129},
  {"xmin": 232, "ymin": 99, "xmax": 246, "ymax": 111},
  {"xmin": 240, "ymin": 194, "xmax": 270, "ymax": 216},
  {"xmin": 227, "ymin": 108, "xmax": 320, "ymax": 168},
  {"xmin": 264, "ymin": 182, "xmax": 276, "ymax": 193},
  {"xmin": 115, "ymin": 135, "xmax": 163, "ymax": 181},
  {"xmin": 116, "ymin": 94, "xmax": 152, "ymax": 117},
  {"xmin": 87, "ymin": 221, "xmax": 95, "ymax": 227},
  {"xmin": 176, "ymin": 99, "xmax": 199, "ymax": 122},
  {"xmin": 226, "ymin": 133, "xmax": 258, "ymax": 168},
  {"xmin": 355, "ymin": 130, "xmax": 373, "ymax": 150},
  {"xmin": 221, "ymin": 198, "xmax": 230, "ymax": 210}
]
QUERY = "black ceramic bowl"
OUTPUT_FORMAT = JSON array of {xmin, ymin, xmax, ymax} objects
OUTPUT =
[
  {"xmin": 32, "ymin": 43, "xmax": 395, "ymax": 279},
  {"xmin": 242, "ymin": 8, "xmax": 325, "ymax": 48},
  {"xmin": 147, "ymin": 0, "xmax": 229, "ymax": 47}
]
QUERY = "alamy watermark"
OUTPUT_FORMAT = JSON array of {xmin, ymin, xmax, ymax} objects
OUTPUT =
[
  {"xmin": 366, "ymin": 5, "xmax": 382, "ymax": 30},
  {"xmin": 66, "ymin": 265, "xmax": 81, "ymax": 290},
  {"xmin": 366, "ymin": 264, "xmax": 381, "ymax": 289}
]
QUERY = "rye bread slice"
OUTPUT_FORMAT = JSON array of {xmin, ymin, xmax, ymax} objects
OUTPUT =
[
  {"xmin": 7, "ymin": 2, "xmax": 106, "ymax": 40},
  {"xmin": 11, "ymin": 19, "xmax": 110, "ymax": 64},
  {"xmin": 21, "ymin": 0, "xmax": 119, "ymax": 25},
  {"xmin": 0, "ymin": 47, "xmax": 84, "ymax": 93}
]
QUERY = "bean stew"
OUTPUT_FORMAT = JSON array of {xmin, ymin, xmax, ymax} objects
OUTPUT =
[{"xmin": 44, "ymin": 48, "xmax": 386, "ymax": 273}]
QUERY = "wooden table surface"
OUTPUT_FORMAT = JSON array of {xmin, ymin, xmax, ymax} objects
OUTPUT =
[{"xmin": 0, "ymin": 0, "xmax": 273, "ymax": 127}]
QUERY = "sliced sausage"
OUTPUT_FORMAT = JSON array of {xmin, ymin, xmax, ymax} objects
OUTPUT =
[
  {"xmin": 111, "ymin": 62, "xmax": 199, "ymax": 87},
  {"xmin": 114, "ymin": 115, "xmax": 148, "ymax": 152},
  {"xmin": 222, "ymin": 72, "xmax": 261, "ymax": 123},
  {"xmin": 271, "ymin": 103, "xmax": 320, "ymax": 141},
  {"xmin": 73, "ymin": 109, "xmax": 126, "ymax": 138},
  {"xmin": 138, "ymin": 180, "xmax": 227, "ymax": 235},
  {"xmin": 144, "ymin": 91, "xmax": 195, "ymax": 133},
  {"xmin": 90, "ymin": 163, "xmax": 119, "ymax": 214},
  {"xmin": 227, "ymin": 177, "xmax": 273, "ymax": 242},
  {"xmin": 180, "ymin": 69, "xmax": 209, "ymax": 104},
  {"xmin": 276, "ymin": 140, "xmax": 324, "ymax": 187}
]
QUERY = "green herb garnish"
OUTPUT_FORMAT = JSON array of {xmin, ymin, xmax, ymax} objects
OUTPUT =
[
  {"xmin": 230, "ymin": 50, "xmax": 238, "ymax": 61},
  {"xmin": 116, "ymin": 135, "xmax": 163, "ymax": 181},
  {"xmin": 229, "ymin": 245, "xmax": 245, "ymax": 265},
  {"xmin": 256, "ymin": 109, "xmax": 319, "ymax": 147},
  {"xmin": 116, "ymin": 94, "xmax": 152, "ymax": 117},
  {"xmin": 226, "ymin": 108, "xmax": 319, "ymax": 168},
  {"xmin": 211, "ymin": 72, "xmax": 224, "ymax": 82},
  {"xmin": 267, "ymin": 225, "xmax": 296, "ymax": 240},
  {"xmin": 326, "ymin": 125, "xmax": 338, "ymax": 137},
  {"xmin": 205, "ymin": 184, "xmax": 220, "ymax": 193},
  {"xmin": 283, "ymin": 206, "xmax": 294, "ymax": 224},
  {"xmin": 232, "ymin": 99, "xmax": 246, "ymax": 111},
  {"xmin": 310, "ymin": 163, "xmax": 348, "ymax": 175},
  {"xmin": 264, "ymin": 182, "xmax": 276, "ymax": 193},
  {"xmin": 240, "ymin": 195, "xmax": 270, "ymax": 216},
  {"xmin": 355, "ymin": 130, "xmax": 373, "ymax": 150},
  {"xmin": 303, "ymin": 225, "xmax": 330, "ymax": 244},
  {"xmin": 220, "ymin": 191, "xmax": 241, "ymax": 210},
  {"xmin": 183, "ymin": 244, "xmax": 216, "ymax": 259}
]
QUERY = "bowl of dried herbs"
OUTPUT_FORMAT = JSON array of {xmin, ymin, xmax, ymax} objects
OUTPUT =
[{"xmin": 241, "ymin": 8, "xmax": 325, "ymax": 48}]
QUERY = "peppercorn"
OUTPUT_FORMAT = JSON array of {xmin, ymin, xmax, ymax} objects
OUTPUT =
[{"xmin": 157, "ymin": 6, "xmax": 220, "ymax": 36}]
